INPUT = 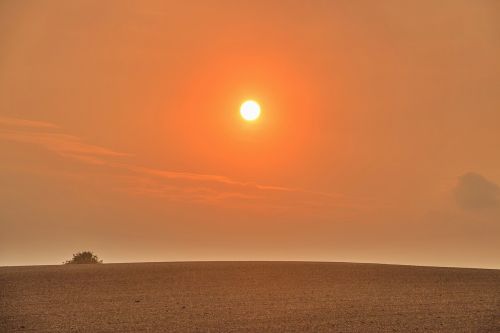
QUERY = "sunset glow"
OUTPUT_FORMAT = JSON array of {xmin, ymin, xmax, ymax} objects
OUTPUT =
[{"xmin": 0, "ymin": 1, "xmax": 499, "ymax": 271}]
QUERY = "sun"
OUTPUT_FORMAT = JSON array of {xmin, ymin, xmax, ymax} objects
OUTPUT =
[{"xmin": 240, "ymin": 100, "xmax": 261, "ymax": 121}]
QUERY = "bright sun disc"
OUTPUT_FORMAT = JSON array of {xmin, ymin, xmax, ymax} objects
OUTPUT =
[{"xmin": 240, "ymin": 100, "xmax": 261, "ymax": 121}]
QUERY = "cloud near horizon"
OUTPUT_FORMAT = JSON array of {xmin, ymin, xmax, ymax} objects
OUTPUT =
[{"xmin": 453, "ymin": 172, "xmax": 500, "ymax": 211}]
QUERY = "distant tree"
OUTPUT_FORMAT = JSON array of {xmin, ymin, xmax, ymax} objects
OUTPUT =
[{"xmin": 64, "ymin": 251, "xmax": 103, "ymax": 264}]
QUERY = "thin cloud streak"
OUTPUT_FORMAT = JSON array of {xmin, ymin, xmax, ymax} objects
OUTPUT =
[
  {"xmin": 0, "ymin": 131, "xmax": 129, "ymax": 157},
  {"xmin": 0, "ymin": 116, "xmax": 348, "ymax": 209},
  {"xmin": 0, "ymin": 116, "xmax": 59, "ymax": 129},
  {"xmin": 118, "ymin": 164, "xmax": 307, "ymax": 194}
]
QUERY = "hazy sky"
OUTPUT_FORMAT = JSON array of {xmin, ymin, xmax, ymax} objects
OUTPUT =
[{"xmin": 1, "ymin": 1, "xmax": 499, "ymax": 268}]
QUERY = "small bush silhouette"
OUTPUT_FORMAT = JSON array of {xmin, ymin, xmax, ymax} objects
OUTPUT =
[{"xmin": 64, "ymin": 251, "xmax": 103, "ymax": 264}]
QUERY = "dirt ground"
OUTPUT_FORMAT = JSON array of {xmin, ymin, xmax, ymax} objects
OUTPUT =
[{"xmin": 0, "ymin": 262, "xmax": 498, "ymax": 332}]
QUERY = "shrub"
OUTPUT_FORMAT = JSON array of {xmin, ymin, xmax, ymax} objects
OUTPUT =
[{"xmin": 64, "ymin": 251, "xmax": 103, "ymax": 264}]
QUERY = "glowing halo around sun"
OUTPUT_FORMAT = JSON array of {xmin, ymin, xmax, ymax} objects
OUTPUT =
[{"xmin": 240, "ymin": 100, "xmax": 261, "ymax": 121}]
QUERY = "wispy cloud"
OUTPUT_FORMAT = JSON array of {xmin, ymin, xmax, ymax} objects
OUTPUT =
[
  {"xmin": 119, "ymin": 164, "xmax": 300, "ymax": 194},
  {"xmin": 0, "ymin": 116, "xmax": 59, "ymax": 129},
  {"xmin": 0, "ymin": 131, "xmax": 129, "ymax": 159},
  {"xmin": 0, "ymin": 115, "xmax": 347, "ymax": 210}
]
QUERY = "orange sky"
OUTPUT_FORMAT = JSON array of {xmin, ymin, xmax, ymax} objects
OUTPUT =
[{"xmin": 1, "ymin": 1, "xmax": 499, "ymax": 268}]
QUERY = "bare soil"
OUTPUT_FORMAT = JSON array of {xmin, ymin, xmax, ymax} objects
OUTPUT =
[{"xmin": 1, "ymin": 262, "xmax": 499, "ymax": 332}]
